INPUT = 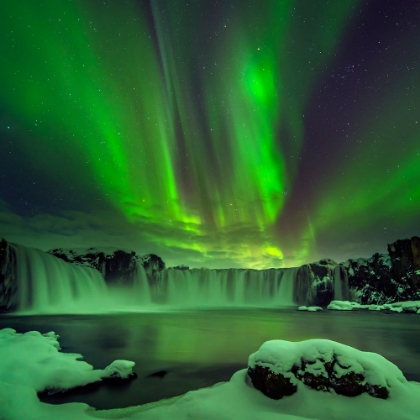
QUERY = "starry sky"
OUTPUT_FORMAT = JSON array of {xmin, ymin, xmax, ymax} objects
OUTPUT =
[{"xmin": 0, "ymin": 0, "xmax": 419, "ymax": 269}]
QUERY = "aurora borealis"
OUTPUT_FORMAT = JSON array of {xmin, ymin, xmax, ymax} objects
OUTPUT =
[{"xmin": 1, "ymin": 0, "xmax": 419, "ymax": 269}]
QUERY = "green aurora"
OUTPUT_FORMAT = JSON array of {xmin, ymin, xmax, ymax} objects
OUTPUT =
[{"xmin": 0, "ymin": 0, "xmax": 419, "ymax": 268}]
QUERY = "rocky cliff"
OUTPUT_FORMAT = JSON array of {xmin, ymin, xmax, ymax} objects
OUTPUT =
[
  {"xmin": 48, "ymin": 247, "xmax": 165, "ymax": 283},
  {"xmin": 341, "ymin": 236, "xmax": 420, "ymax": 305},
  {"xmin": 293, "ymin": 260, "xmax": 338, "ymax": 306},
  {"xmin": 0, "ymin": 239, "xmax": 17, "ymax": 311}
]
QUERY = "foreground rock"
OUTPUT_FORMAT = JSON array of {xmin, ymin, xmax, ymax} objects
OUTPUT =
[{"xmin": 247, "ymin": 339, "xmax": 405, "ymax": 401}]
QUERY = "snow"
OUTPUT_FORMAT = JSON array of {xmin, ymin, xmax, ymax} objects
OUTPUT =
[
  {"xmin": 327, "ymin": 300, "xmax": 353, "ymax": 310},
  {"xmin": 0, "ymin": 328, "xmax": 135, "ymax": 420},
  {"xmin": 326, "ymin": 300, "xmax": 420, "ymax": 314},
  {"xmin": 248, "ymin": 339, "xmax": 404, "ymax": 385},
  {"xmin": 103, "ymin": 360, "xmax": 136, "ymax": 379},
  {"xmin": 298, "ymin": 306, "xmax": 323, "ymax": 312},
  {"xmin": 1, "ymin": 328, "xmax": 420, "ymax": 420},
  {"xmin": 51, "ymin": 247, "xmax": 134, "ymax": 258}
]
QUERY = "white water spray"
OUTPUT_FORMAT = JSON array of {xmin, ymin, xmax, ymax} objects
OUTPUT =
[
  {"xmin": 153, "ymin": 267, "xmax": 297, "ymax": 308},
  {"xmin": 10, "ymin": 244, "xmax": 299, "ymax": 312},
  {"xmin": 12, "ymin": 244, "xmax": 109, "ymax": 313},
  {"xmin": 333, "ymin": 266, "xmax": 350, "ymax": 301}
]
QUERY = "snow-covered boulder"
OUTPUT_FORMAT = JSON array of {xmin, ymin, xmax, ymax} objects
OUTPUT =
[
  {"xmin": 247, "ymin": 339, "xmax": 406, "ymax": 401},
  {"xmin": 298, "ymin": 306, "xmax": 323, "ymax": 312},
  {"xmin": 400, "ymin": 301, "xmax": 420, "ymax": 313},
  {"xmin": 327, "ymin": 300, "xmax": 353, "ymax": 311}
]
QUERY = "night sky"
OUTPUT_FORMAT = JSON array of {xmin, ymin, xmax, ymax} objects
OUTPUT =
[{"xmin": 1, "ymin": 0, "xmax": 419, "ymax": 269}]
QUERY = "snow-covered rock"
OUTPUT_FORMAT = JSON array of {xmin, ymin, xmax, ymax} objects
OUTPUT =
[
  {"xmin": 49, "ymin": 247, "xmax": 165, "ymax": 283},
  {"xmin": 327, "ymin": 300, "xmax": 353, "ymax": 311},
  {"xmin": 247, "ymin": 339, "xmax": 406, "ymax": 400},
  {"xmin": 342, "ymin": 236, "xmax": 420, "ymax": 305},
  {"xmin": 297, "ymin": 306, "xmax": 323, "ymax": 312},
  {"xmin": 102, "ymin": 360, "xmax": 136, "ymax": 380}
]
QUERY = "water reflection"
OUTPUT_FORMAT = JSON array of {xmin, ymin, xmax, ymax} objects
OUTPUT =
[{"xmin": 1, "ymin": 310, "xmax": 419, "ymax": 409}]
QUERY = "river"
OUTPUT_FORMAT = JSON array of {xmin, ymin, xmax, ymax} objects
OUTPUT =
[{"xmin": 1, "ymin": 309, "xmax": 419, "ymax": 410}]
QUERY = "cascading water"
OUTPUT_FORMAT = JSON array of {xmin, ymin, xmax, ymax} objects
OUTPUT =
[
  {"xmin": 132, "ymin": 264, "xmax": 152, "ymax": 304},
  {"xmin": 12, "ymin": 243, "xmax": 109, "ymax": 313},
  {"xmin": 152, "ymin": 267, "xmax": 297, "ymax": 308},
  {"xmin": 8, "ymin": 243, "xmax": 299, "ymax": 312},
  {"xmin": 333, "ymin": 265, "xmax": 350, "ymax": 301}
]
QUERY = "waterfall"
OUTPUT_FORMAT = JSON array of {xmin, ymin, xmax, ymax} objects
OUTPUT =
[
  {"xmin": 7, "ymin": 243, "xmax": 300, "ymax": 312},
  {"xmin": 132, "ymin": 264, "xmax": 152, "ymax": 304},
  {"xmin": 333, "ymin": 266, "xmax": 350, "ymax": 301},
  {"xmin": 278, "ymin": 268, "xmax": 297, "ymax": 306},
  {"xmin": 12, "ymin": 244, "xmax": 109, "ymax": 313},
  {"xmin": 152, "ymin": 267, "xmax": 297, "ymax": 308}
]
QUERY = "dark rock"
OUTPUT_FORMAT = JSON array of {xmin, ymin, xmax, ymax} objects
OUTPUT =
[
  {"xmin": 49, "ymin": 248, "xmax": 165, "ymax": 284},
  {"xmin": 294, "ymin": 262, "xmax": 335, "ymax": 306},
  {"xmin": 103, "ymin": 372, "xmax": 137, "ymax": 382},
  {"xmin": 342, "ymin": 236, "xmax": 420, "ymax": 305},
  {"xmin": 295, "ymin": 370, "xmax": 329, "ymax": 391},
  {"xmin": 172, "ymin": 265, "xmax": 189, "ymax": 270},
  {"xmin": 330, "ymin": 371, "xmax": 365, "ymax": 397},
  {"xmin": 0, "ymin": 239, "xmax": 17, "ymax": 311},
  {"xmin": 247, "ymin": 365, "xmax": 297, "ymax": 400},
  {"xmin": 366, "ymin": 384, "xmax": 389, "ymax": 399},
  {"xmin": 388, "ymin": 236, "xmax": 420, "ymax": 292},
  {"xmin": 140, "ymin": 254, "xmax": 166, "ymax": 282},
  {"xmin": 148, "ymin": 370, "xmax": 168, "ymax": 378},
  {"xmin": 248, "ymin": 343, "xmax": 394, "ymax": 401}
]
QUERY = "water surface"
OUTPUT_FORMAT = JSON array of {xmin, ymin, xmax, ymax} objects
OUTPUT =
[{"xmin": 1, "ymin": 309, "xmax": 419, "ymax": 409}]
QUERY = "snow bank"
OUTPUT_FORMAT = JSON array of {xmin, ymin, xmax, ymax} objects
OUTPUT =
[
  {"xmin": 327, "ymin": 300, "xmax": 353, "ymax": 310},
  {"xmin": 298, "ymin": 306, "xmax": 323, "ymax": 312},
  {"xmin": 1, "ymin": 328, "xmax": 420, "ymax": 420},
  {"xmin": 0, "ymin": 328, "xmax": 135, "ymax": 420},
  {"xmin": 327, "ymin": 300, "xmax": 420, "ymax": 314}
]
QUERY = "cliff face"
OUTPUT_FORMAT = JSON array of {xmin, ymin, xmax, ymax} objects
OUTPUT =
[
  {"xmin": 342, "ymin": 237, "xmax": 420, "ymax": 305},
  {"xmin": 48, "ymin": 247, "xmax": 165, "ymax": 283},
  {"xmin": 388, "ymin": 236, "xmax": 420, "ymax": 292},
  {"xmin": 0, "ymin": 239, "xmax": 17, "ymax": 311},
  {"xmin": 293, "ymin": 260, "xmax": 350, "ymax": 306}
]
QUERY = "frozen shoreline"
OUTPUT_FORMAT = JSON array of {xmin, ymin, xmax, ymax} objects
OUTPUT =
[{"xmin": 1, "ymin": 327, "xmax": 420, "ymax": 420}]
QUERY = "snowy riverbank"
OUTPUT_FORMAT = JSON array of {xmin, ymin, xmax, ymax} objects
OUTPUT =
[{"xmin": 1, "ymin": 327, "xmax": 420, "ymax": 420}]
